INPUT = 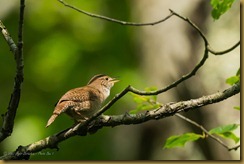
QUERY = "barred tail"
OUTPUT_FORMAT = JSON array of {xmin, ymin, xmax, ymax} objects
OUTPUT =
[{"xmin": 46, "ymin": 114, "xmax": 58, "ymax": 128}]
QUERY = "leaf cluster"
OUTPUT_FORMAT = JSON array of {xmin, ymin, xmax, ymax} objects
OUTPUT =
[
  {"xmin": 164, "ymin": 124, "xmax": 239, "ymax": 149},
  {"xmin": 129, "ymin": 87, "xmax": 161, "ymax": 114}
]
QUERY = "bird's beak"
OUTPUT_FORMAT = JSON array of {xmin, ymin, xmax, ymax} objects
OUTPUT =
[{"xmin": 110, "ymin": 78, "xmax": 119, "ymax": 83}]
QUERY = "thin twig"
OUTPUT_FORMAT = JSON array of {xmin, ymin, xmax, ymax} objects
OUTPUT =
[
  {"xmin": 0, "ymin": 0, "xmax": 25, "ymax": 142},
  {"xmin": 175, "ymin": 113, "xmax": 239, "ymax": 151},
  {"xmin": 0, "ymin": 21, "xmax": 18, "ymax": 53},
  {"xmin": 54, "ymin": 2, "xmax": 241, "ymax": 137},
  {"xmin": 128, "ymin": 49, "xmax": 209, "ymax": 95},
  {"xmin": 57, "ymin": 0, "xmax": 240, "ymax": 97},
  {"xmin": 208, "ymin": 41, "xmax": 240, "ymax": 55},
  {"xmin": 57, "ymin": 0, "xmax": 174, "ymax": 26},
  {"xmin": 17, "ymin": 0, "xmax": 25, "ymax": 64}
]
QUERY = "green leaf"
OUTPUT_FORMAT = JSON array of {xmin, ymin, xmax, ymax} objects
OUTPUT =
[
  {"xmin": 217, "ymin": 132, "xmax": 240, "ymax": 143},
  {"xmin": 209, "ymin": 124, "xmax": 239, "ymax": 134},
  {"xmin": 163, "ymin": 133, "xmax": 202, "ymax": 149},
  {"xmin": 145, "ymin": 86, "xmax": 158, "ymax": 92},
  {"xmin": 234, "ymin": 106, "xmax": 240, "ymax": 110},
  {"xmin": 226, "ymin": 76, "xmax": 240, "ymax": 86},
  {"xmin": 209, "ymin": 124, "xmax": 240, "ymax": 143},
  {"xmin": 130, "ymin": 86, "xmax": 160, "ymax": 114},
  {"xmin": 145, "ymin": 87, "xmax": 158, "ymax": 102},
  {"xmin": 132, "ymin": 94, "xmax": 148, "ymax": 104},
  {"xmin": 225, "ymin": 68, "xmax": 240, "ymax": 86},
  {"xmin": 129, "ymin": 103, "xmax": 161, "ymax": 114},
  {"xmin": 210, "ymin": 0, "xmax": 235, "ymax": 20}
]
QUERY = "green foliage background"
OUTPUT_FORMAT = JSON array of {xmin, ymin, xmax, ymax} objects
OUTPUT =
[
  {"xmin": 0, "ymin": 0, "xmax": 240, "ymax": 160},
  {"xmin": 0, "ymin": 0, "xmax": 144, "ymax": 160}
]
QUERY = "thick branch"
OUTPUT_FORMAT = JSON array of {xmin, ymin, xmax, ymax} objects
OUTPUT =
[
  {"xmin": 94, "ymin": 82, "xmax": 240, "ymax": 127},
  {"xmin": 0, "ymin": 82, "xmax": 239, "ymax": 160},
  {"xmin": 0, "ymin": 0, "xmax": 25, "ymax": 142}
]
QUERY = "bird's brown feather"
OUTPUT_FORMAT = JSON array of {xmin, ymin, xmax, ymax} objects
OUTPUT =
[{"xmin": 46, "ymin": 86, "xmax": 103, "ymax": 127}]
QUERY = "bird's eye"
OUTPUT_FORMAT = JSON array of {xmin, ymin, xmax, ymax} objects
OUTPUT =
[{"xmin": 105, "ymin": 77, "xmax": 109, "ymax": 81}]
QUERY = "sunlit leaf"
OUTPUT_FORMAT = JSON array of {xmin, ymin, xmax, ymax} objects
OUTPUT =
[
  {"xmin": 217, "ymin": 132, "xmax": 240, "ymax": 143},
  {"xmin": 209, "ymin": 124, "xmax": 239, "ymax": 134},
  {"xmin": 209, "ymin": 124, "xmax": 240, "ymax": 143},
  {"xmin": 132, "ymin": 94, "xmax": 148, "ymax": 104},
  {"xmin": 129, "ymin": 104, "xmax": 161, "ymax": 114},
  {"xmin": 210, "ymin": 0, "xmax": 235, "ymax": 20},
  {"xmin": 226, "ymin": 76, "xmax": 240, "ymax": 86},
  {"xmin": 163, "ymin": 133, "xmax": 202, "ymax": 149},
  {"xmin": 130, "ymin": 86, "xmax": 160, "ymax": 114},
  {"xmin": 145, "ymin": 86, "xmax": 158, "ymax": 92}
]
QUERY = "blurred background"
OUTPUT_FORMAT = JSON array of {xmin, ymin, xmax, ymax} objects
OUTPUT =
[{"xmin": 0, "ymin": 0, "xmax": 240, "ymax": 160}]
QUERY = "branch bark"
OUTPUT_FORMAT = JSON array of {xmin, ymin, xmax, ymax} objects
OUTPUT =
[
  {"xmin": 0, "ymin": 0, "xmax": 25, "ymax": 142},
  {"xmin": 0, "ymin": 0, "xmax": 240, "ymax": 160},
  {"xmin": 0, "ymin": 82, "xmax": 240, "ymax": 160}
]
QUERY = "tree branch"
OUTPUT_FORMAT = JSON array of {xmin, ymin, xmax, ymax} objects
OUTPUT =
[
  {"xmin": 57, "ymin": 0, "xmax": 174, "ymax": 26},
  {"xmin": 56, "ymin": 0, "xmax": 240, "ymax": 96},
  {"xmin": 208, "ymin": 41, "xmax": 240, "ymax": 55},
  {"xmin": 0, "ymin": 82, "xmax": 240, "ymax": 160},
  {"xmin": 0, "ymin": 0, "xmax": 25, "ymax": 142},
  {"xmin": 49, "ymin": 4, "xmax": 241, "ymax": 137},
  {"xmin": 175, "ymin": 114, "xmax": 240, "ymax": 151},
  {"xmin": 0, "ymin": 1, "xmax": 239, "ymax": 160},
  {"xmin": 0, "ymin": 21, "xmax": 18, "ymax": 53}
]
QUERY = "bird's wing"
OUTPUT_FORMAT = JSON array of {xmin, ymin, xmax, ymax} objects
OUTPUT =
[
  {"xmin": 54, "ymin": 86, "xmax": 99, "ymax": 114},
  {"xmin": 46, "ymin": 86, "xmax": 100, "ymax": 127}
]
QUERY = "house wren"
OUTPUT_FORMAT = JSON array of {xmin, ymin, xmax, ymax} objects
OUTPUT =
[{"xmin": 46, "ymin": 74, "xmax": 119, "ymax": 127}]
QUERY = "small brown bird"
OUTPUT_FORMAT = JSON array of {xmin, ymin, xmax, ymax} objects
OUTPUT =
[{"xmin": 46, "ymin": 74, "xmax": 119, "ymax": 127}]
